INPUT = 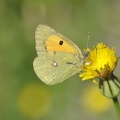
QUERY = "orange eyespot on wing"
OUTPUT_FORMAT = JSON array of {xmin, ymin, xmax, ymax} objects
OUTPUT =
[{"xmin": 45, "ymin": 35, "xmax": 76, "ymax": 54}]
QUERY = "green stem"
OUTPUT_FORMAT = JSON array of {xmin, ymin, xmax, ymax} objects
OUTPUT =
[{"xmin": 113, "ymin": 97, "xmax": 120, "ymax": 120}]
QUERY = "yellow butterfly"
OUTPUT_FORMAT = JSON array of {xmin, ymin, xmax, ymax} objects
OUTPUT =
[{"xmin": 33, "ymin": 24, "xmax": 85, "ymax": 85}]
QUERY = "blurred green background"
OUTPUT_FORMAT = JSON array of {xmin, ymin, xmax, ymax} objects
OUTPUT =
[{"xmin": 1, "ymin": 0, "xmax": 120, "ymax": 120}]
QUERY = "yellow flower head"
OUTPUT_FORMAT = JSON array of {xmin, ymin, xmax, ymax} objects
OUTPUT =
[
  {"xmin": 80, "ymin": 43, "xmax": 120, "ymax": 98},
  {"xmin": 80, "ymin": 43, "xmax": 119, "ymax": 81}
]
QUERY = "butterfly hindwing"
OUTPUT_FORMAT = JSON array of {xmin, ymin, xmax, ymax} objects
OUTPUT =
[{"xmin": 33, "ymin": 51, "xmax": 82, "ymax": 85}]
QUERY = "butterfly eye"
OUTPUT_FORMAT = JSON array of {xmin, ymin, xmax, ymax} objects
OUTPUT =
[{"xmin": 59, "ymin": 40, "xmax": 63, "ymax": 45}]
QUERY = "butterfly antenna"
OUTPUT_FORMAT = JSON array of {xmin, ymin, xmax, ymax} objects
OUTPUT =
[
  {"xmin": 83, "ymin": 32, "xmax": 90, "ymax": 58},
  {"xmin": 87, "ymin": 32, "xmax": 90, "ymax": 48}
]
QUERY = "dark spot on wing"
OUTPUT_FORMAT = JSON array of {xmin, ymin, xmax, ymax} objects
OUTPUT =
[
  {"xmin": 67, "ymin": 62, "xmax": 74, "ymax": 64},
  {"xmin": 53, "ymin": 51, "xmax": 56, "ymax": 54},
  {"xmin": 66, "ymin": 62, "xmax": 77, "ymax": 66},
  {"xmin": 59, "ymin": 40, "xmax": 63, "ymax": 45}
]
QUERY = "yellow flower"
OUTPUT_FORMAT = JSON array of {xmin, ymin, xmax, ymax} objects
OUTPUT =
[
  {"xmin": 80, "ymin": 43, "xmax": 120, "ymax": 98},
  {"xmin": 80, "ymin": 43, "xmax": 118, "ymax": 80}
]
